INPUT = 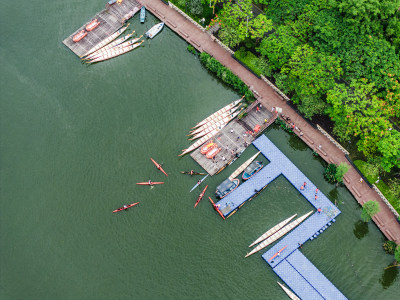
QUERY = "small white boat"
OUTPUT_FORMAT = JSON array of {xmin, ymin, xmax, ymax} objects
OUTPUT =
[
  {"xmin": 192, "ymin": 97, "xmax": 243, "ymax": 129},
  {"xmin": 145, "ymin": 22, "xmax": 164, "ymax": 39},
  {"xmin": 83, "ymin": 31, "xmax": 136, "ymax": 60},
  {"xmin": 245, "ymin": 211, "xmax": 313, "ymax": 258},
  {"xmin": 87, "ymin": 41, "xmax": 143, "ymax": 63},
  {"xmin": 80, "ymin": 24, "xmax": 129, "ymax": 57}
]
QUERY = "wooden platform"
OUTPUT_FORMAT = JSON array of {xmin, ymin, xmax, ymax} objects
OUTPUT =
[
  {"xmin": 190, "ymin": 120, "xmax": 254, "ymax": 176},
  {"xmin": 189, "ymin": 100, "xmax": 276, "ymax": 176},
  {"xmin": 62, "ymin": 0, "xmax": 141, "ymax": 57}
]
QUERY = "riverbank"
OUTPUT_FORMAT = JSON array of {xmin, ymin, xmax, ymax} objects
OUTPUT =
[{"xmin": 140, "ymin": 0, "xmax": 400, "ymax": 244}]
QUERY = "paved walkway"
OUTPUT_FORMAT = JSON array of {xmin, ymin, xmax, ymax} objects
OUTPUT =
[{"xmin": 141, "ymin": 0, "xmax": 400, "ymax": 244}]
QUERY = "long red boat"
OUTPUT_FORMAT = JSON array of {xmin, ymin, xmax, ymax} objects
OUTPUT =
[
  {"xmin": 136, "ymin": 181, "xmax": 164, "ymax": 185},
  {"xmin": 112, "ymin": 202, "xmax": 139, "ymax": 213},
  {"xmin": 194, "ymin": 185, "xmax": 208, "ymax": 208},
  {"xmin": 208, "ymin": 197, "xmax": 225, "ymax": 220},
  {"xmin": 268, "ymin": 245, "xmax": 287, "ymax": 261},
  {"xmin": 150, "ymin": 158, "xmax": 168, "ymax": 176}
]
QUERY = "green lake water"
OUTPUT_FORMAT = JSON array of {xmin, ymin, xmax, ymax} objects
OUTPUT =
[{"xmin": 1, "ymin": 1, "xmax": 398, "ymax": 299}]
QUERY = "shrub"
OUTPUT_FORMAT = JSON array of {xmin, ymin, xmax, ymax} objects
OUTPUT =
[
  {"xmin": 324, "ymin": 164, "xmax": 337, "ymax": 183},
  {"xmin": 199, "ymin": 53, "xmax": 254, "ymax": 102},
  {"xmin": 395, "ymin": 245, "xmax": 400, "ymax": 263},
  {"xmin": 335, "ymin": 162, "xmax": 350, "ymax": 183},
  {"xmin": 361, "ymin": 200, "xmax": 380, "ymax": 222},
  {"xmin": 383, "ymin": 240, "xmax": 397, "ymax": 255}
]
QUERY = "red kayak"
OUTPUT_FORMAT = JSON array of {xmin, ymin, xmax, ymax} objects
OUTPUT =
[
  {"xmin": 150, "ymin": 158, "xmax": 168, "ymax": 176},
  {"xmin": 113, "ymin": 202, "xmax": 139, "ymax": 213},
  {"xmin": 268, "ymin": 245, "xmax": 287, "ymax": 261},
  {"xmin": 194, "ymin": 185, "xmax": 208, "ymax": 208},
  {"xmin": 208, "ymin": 197, "xmax": 225, "ymax": 220},
  {"xmin": 136, "ymin": 181, "xmax": 164, "ymax": 185}
]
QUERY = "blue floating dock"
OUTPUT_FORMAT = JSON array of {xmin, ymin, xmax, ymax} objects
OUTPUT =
[{"xmin": 215, "ymin": 135, "xmax": 346, "ymax": 299}]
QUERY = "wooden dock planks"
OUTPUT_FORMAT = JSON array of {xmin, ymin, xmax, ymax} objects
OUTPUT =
[{"xmin": 62, "ymin": 0, "xmax": 141, "ymax": 57}]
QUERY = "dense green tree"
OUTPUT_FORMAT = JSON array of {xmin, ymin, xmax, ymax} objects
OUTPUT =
[
  {"xmin": 218, "ymin": 27, "xmax": 241, "ymax": 48},
  {"xmin": 335, "ymin": 162, "xmax": 350, "ymax": 183},
  {"xmin": 187, "ymin": 0, "xmax": 203, "ymax": 15},
  {"xmin": 257, "ymin": 25, "xmax": 301, "ymax": 70},
  {"xmin": 219, "ymin": 0, "xmax": 272, "ymax": 43},
  {"xmin": 281, "ymin": 45, "xmax": 342, "ymax": 117},
  {"xmin": 326, "ymin": 79, "xmax": 393, "ymax": 156},
  {"xmin": 361, "ymin": 200, "xmax": 380, "ymax": 222},
  {"xmin": 377, "ymin": 130, "xmax": 400, "ymax": 172},
  {"xmin": 395, "ymin": 244, "xmax": 400, "ymax": 262}
]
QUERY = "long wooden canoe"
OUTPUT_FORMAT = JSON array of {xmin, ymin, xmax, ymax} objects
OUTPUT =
[
  {"xmin": 189, "ymin": 109, "xmax": 243, "ymax": 140},
  {"xmin": 277, "ymin": 282, "xmax": 300, "ymax": 300},
  {"xmin": 87, "ymin": 41, "xmax": 143, "ymax": 63},
  {"xmin": 179, "ymin": 129, "xmax": 219, "ymax": 156},
  {"xmin": 189, "ymin": 104, "xmax": 242, "ymax": 135},
  {"xmin": 87, "ymin": 38, "xmax": 143, "ymax": 61},
  {"xmin": 83, "ymin": 30, "xmax": 136, "ymax": 60},
  {"xmin": 229, "ymin": 151, "xmax": 260, "ymax": 181},
  {"xmin": 192, "ymin": 97, "xmax": 243, "ymax": 129},
  {"xmin": 248, "ymin": 213, "xmax": 296, "ymax": 247},
  {"xmin": 80, "ymin": 24, "xmax": 129, "ymax": 57},
  {"xmin": 245, "ymin": 211, "xmax": 313, "ymax": 257}
]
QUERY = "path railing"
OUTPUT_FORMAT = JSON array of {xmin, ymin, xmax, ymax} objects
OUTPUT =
[
  {"xmin": 260, "ymin": 75, "xmax": 290, "ymax": 102},
  {"xmin": 373, "ymin": 184, "xmax": 399, "ymax": 219},
  {"xmin": 316, "ymin": 125, "xmax": 349, "ymax": 155}
]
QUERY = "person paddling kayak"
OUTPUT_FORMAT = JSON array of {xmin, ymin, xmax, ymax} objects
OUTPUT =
[
  {"xmin": 190, "ymin": 170, "xmax": 194, "ymax": 176},
  {"xmin": 148, "ymin": 180, "xmax": 153, "ymax": 186}
]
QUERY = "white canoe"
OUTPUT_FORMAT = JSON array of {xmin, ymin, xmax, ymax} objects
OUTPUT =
[
  {"xmin": 189, "ymin": 104, "xmax": 242, "ymax": 135},
  {"xmin": 192, "ymin": 97, "xmax": 244, "ymax": 129},
  {"xmin": 83, "ymin": 30, "xmax": 136, "ymax": 60},
  {"xmin": 87, "ymin": 41, "xmax": 143, "ymax": 63},
  {"xmin": 87, "ymin": 36, "xmax": 143, "ymax": 61},
  {"xmin": 277, "ymin": 282, "xmax": 300, "ymax": 300},
  {"xmin": 248, "ymin": 213, "xmax": 297, "ymax": 247},
  {"xmin": 80, "ymin": 24, "xmax": 129, "ymax": 57},
  {"xmin": 179, "ymin": 129, "xmax": 219, "ymax": 156},
  {"xmin": 245, "ymin": 211, "xmax": 313, "ymax": 258},
  {"xmin": 189, "ymin": 109, "xmax": 242, "ymax": 140},
  {"xmin": 145, "ymin": 22, "xmax": 164, "ymax": 39},
  {"xmin": 228, "ymin": 151, "xmax": 261, "ymax": 181}
]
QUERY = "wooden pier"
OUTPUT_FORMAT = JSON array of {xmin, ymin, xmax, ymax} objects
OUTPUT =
[
  {"xmin": 62, "ymin": 0, "xmax": 141, "ymax": 57},
  {"xmin": 190, "ymin": 100, "xmax": 275, "ymax": 176}
]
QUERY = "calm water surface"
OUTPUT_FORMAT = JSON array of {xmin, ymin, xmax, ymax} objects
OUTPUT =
[{"xmin": 1, "ymin": 1, "xmax": 398, "ymax": 299}]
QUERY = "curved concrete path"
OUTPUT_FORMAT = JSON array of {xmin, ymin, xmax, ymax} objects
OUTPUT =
[{"xmin": 140, "ymin": 0, "xmax": 400, "ymax": 244}]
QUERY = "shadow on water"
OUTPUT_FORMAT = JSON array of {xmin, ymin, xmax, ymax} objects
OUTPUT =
[
  {"xmin": 353, "ymin": 220, "xmax": 369, "ymax": 240},
  {"xmin": 328, "ymin": 188, "xmax": 339, "ymax": 203},
  {"xmin": 379, "ymin": 263, "xmax": 399, "ymax": 289},
  {"xmin": 288, "ymin": 134, "xmax": 308, "ymax": 151}
]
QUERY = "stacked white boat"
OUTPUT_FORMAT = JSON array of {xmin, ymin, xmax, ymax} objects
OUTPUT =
[
  {"xmin": 245, "ymin": 211, "xmax": 313, "ymax": 258},
  {"xmin": 179, "ymin": 96, "xmax": 244, "ymax": 156},
  {"xmin": 80, "ymin": 25, "xmax": 144, "ymax": 63}
]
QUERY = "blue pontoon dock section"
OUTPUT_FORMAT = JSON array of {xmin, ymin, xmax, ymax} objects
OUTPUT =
[{"xmin": 215, "ymin": 135, "xmax": 347, "ymax": 299}]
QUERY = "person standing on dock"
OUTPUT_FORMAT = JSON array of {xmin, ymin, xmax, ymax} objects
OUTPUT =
[
  {"xmin": 303, "ymin": 182, "xmax": 307, "ymax": 188},
  {"xmin": 315, "ymin": 188, "xmax": 319, "ymax": 194},
  {"xmin": 300, "ymin": 185, "xmax": 304, "ymax": 191}
]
